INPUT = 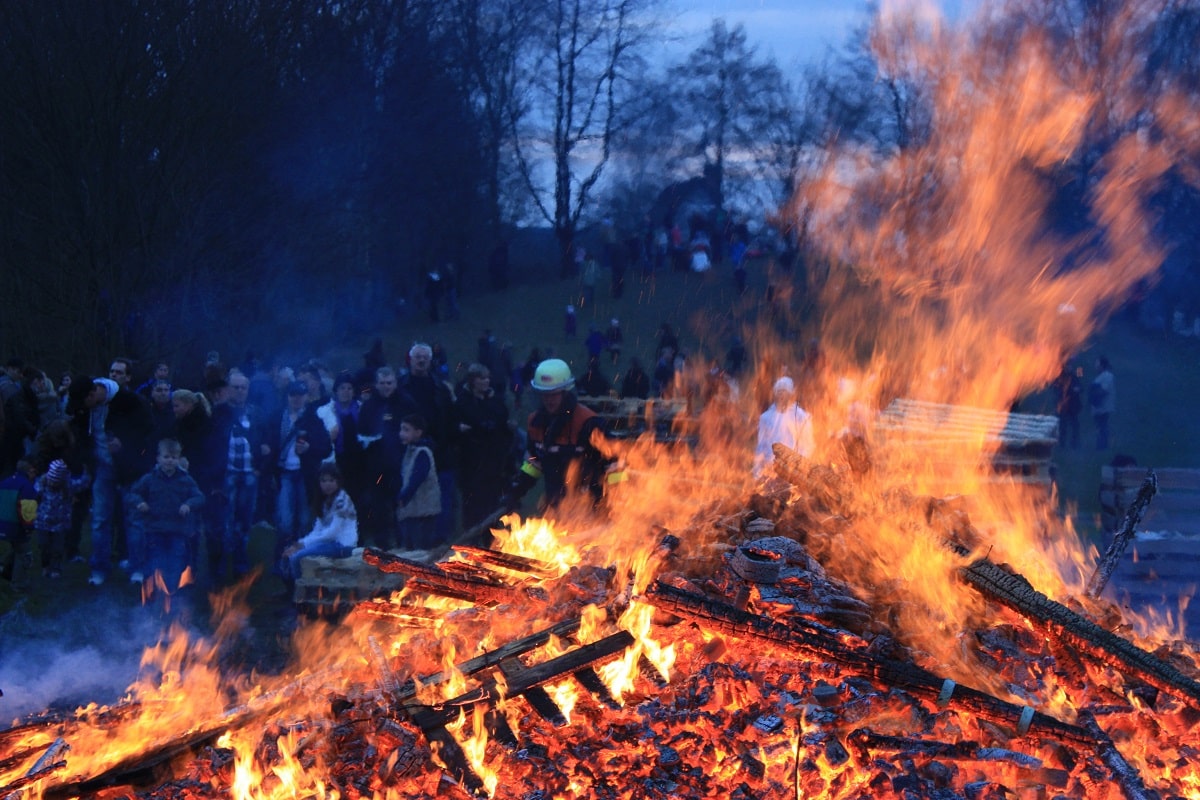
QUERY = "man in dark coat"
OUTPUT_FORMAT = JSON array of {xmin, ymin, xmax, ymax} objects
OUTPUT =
[{"xmin": 357, "ymin": 366, "xmax": 417, "ymax": 548}]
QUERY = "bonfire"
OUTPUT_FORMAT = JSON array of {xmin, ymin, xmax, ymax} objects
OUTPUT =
[{"xmin": 5, "ymin": 0, "xmax": 1200, "ymax": 797}]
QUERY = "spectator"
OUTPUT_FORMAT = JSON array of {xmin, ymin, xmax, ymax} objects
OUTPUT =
[
  {"xmin": 129, "ymin": 438, "xmax": 204, "ymax": 598},
  {"xmin": 395, "ymin": 414, "xmax": 441, "ymax": 551},
  {"xmin": 0, "ymin": 460, "xmax": 38, "ymax": 589},
  {"xmin": 585, "ymin": 325, "xmax": 606, "ymax": 361},
  {"xmin": 33, "ymin": 458, "xmax": 90, "ymax": 579},
  {"xmin": 605, "ymin": 318, "xmax": 623, "ymax": 365},
  {"xmin": 753, "ymin": 376, "xmax": 815, "ymax": 479},
  {"xmin": 67, "ymin": 372, "xmax": 154, "ymax": 586},
  {"xmin": 262, "ymin": 381, "xmax": 332, "ymax": 571},
  {"xmin": 136, "ymin": 362, "xmax": 171, "ymax": 399},
  {"xmin": 1054, "ymin": 363, "xmax": 1083, "ymax": 450},
  {"xmin": 318, "ymin": 371, "xmax": 366, "ymax": 520},
  {"xmin": 455, "ymin": 363, "xmax": 512, "ymax": 531},
  {"xmin": 399, "ymin": 343, "xmax": 457, "ymax": 540},
  {"xmin": 219, "ymin": 370, "xmax": 264, "ymax": 583},
  {"xmin": 280, "ymin": 462, "xmax": 357, "ymax": 589},
  {"xmin": 577, "ymin": 356, "xmax": 611, "ymax": 398},
  {"xmin": 564, "ymin": 304, "xmax": 577, "ymax": 338},
  {"xmin": 169, "ymin": 389, "xmax": 221, "ymax": 582},
  {"xmin": 1090, "ymin": 356, "xmax": 1116, "ymax": 451},
  {"xmin": 357, "ymin": 367, "xmax": 416, "ymax": 549}
]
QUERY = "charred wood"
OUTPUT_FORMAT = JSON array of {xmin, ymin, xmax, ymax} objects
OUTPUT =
[
  {"xmin": 406, "ymin": 631, "xmax": 635, "ymax": 731},
  {"xmin": 396, "ymin": 617, "xmax": 583, "ymax": 701},
  {"xmin": 450, "ymin": 545, "xmax": 557, "ymax": 578},
  {"xmin": 1076, "ymin": 710, "xmax": 1162, "ymax": 800},
  {"xmin": 1086, "ymin": 470, "xmax": 1158, "ymax": 598},
  {"xmin": 957, "ymin": 552, "xmax": 1200, "ymax": 710},
  {"xmin": 645, "ymin": 581, "xmax": 1093, "ymax": 744},
  {"xmin": 845, "ymin": 729, "xmax": 1043, "ymax": 769},
  {"xmin": 364, "ymin": 548, "xmax": 543, "ymax": 606}
]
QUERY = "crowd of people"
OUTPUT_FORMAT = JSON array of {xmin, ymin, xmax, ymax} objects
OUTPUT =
[{"xmin": 0, "ymin": 328, "xmax": 687, "ymax": 599}]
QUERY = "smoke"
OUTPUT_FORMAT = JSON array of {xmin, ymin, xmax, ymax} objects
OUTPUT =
[{"xmin": 0, "ymin": 595, "xmax": 195, "ymax": 728}]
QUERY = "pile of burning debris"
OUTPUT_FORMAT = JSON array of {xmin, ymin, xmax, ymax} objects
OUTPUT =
[{"xmin": 1, "ymin": 442, "xmax": 1198, "ymax": 799}]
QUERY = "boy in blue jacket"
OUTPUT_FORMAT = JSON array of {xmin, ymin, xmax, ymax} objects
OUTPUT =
[{"xmin": 129, "ymin": 439, "xmax": 204, "ymax": 591}]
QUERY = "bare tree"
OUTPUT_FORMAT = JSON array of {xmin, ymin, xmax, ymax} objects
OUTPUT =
[
  {"xmin": 510, "ymin": 0, "xmax": 657, "ymax": 278},
  {"xmin": 666, "ymin": 19, "xmax": 792, "ymax": 213}
]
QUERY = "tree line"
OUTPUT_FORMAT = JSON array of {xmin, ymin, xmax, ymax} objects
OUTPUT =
[{"xmin": 2, "ymin": 0, "xmax": 1199, "ymax": 375}]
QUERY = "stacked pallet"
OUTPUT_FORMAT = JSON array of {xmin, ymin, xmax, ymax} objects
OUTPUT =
[
  {"xmin": 577, "ymin": 395, "xmax": 695, "ymax": 444},
  {"xmin": 293, "ymin": 548, "xmax": 409, "ymax": 612},
  {"xmin": 876, "ymin": 399, "xmax": 1059, "ymax": 486}
]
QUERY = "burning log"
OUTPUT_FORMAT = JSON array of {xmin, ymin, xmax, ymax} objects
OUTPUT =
[
  {"xmin": 844, "ymin": 728, "xmax": 1045, "ymax": 770},
  {"xmin": 1077, "ymin": 710, "xmax": 1162, "ymax": 800},
  {"xmin": 645, "ymin": 581, "xmax": 1094, "ymax": 744},
  {"xmin": 770, "ymin": 443, "xmax": 1200, "ymax": 711},
  {"xmin": 386, "ymin": 617, "xmax": 583, "ymax": 702},
  {"xmin": 0, "ymin": 738, "xmax": 68, "ymax": 796},
  {"xmin": 404, "ymin": 630, "xmax": 635, "ymax": 731},
  {"xmin": 363, "ymin": 547, "xmax": 546, "ymax": 606},
  {"xmin": 1086, "ymin": 469, "xmax": 1158, "ymax": 598},
  {"xmin": 449, "ymin": 544, "xmax": 557, "ymax": 578},
  {"xmin": 956, "ymin": 551, "xmax": 1200, "ymax": 710}
]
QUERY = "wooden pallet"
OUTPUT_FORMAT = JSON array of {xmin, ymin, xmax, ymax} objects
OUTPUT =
[
  {"xmin": 876, "ymin": 399, "xmax": 1058, "ymax": 485},
  {"xmin": 293, "ymin": 548, "xmax": 408, "ymax": 611},
  {"xmin": 578, "ymin": 395, "xmax": 697, "ymax": 445}
]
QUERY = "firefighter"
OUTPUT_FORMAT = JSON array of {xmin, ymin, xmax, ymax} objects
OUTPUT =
[{"xmin": 504, "ymin": 358, "xmax": 620, "ymax": 512}]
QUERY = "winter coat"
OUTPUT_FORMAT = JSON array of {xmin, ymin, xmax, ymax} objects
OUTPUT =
[
  {"xmin": 298, "ymin": 488, "xmax": 357, "ymax": 549},
  {"xmin": 395, "ymin": 439, "xmax": 440, "ymax": 520},
  {"xmin": 129, "ymin": 466, "xmax": 204, "ymax": 536}
]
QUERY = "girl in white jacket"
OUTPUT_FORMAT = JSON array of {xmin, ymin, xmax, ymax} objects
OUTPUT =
[{"xmin": 281, "ymin": 463, "xmax": 357, "ymax": 584}]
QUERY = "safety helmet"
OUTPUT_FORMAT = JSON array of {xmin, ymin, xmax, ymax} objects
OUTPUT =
[{"xmin": 532, "ymin": 358, "xmax": 575, "ymax": 392}]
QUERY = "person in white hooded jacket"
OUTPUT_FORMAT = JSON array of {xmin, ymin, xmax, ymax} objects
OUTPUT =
[{"xmin": 753, "ymin": 376, "xmax": 815, "ymax": 478}]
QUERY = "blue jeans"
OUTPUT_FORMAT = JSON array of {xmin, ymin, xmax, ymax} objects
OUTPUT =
[
  {"xmin": 285, "ymin": 540, "xmax": 352, "ymax": 581},
  {"xmin": 225, "ymin": 471, "xmax": 258, "ymax": 577},
  {"xmin": 146, "ymin": 530, "xmax": 190, "ymax": 591},
  {"xmin": 89, "ymin": 467, "xmax": 117, "ymax": 573},
  {"xmin": 275, "ymin": 470, "xmax": 309, "ymax": 563},
  {"xmin": 90, "ymin": 469, "xmax": 143, "ymax": 575}
]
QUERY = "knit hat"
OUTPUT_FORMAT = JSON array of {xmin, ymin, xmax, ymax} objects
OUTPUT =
[{"xmin": 47, "ymin": 459, "xmax": 69, "ymax": 485}]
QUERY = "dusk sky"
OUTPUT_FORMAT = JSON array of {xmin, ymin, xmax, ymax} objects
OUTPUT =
[{"xmin": 668, "ymin": 0, "xmax": 972, "ymax": 69}]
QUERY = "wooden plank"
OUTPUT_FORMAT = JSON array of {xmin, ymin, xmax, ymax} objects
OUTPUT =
[
  {"xmin": 1107, "ymin": 467, "xmax": 1200, "ymax": 494},
  {"xmin": 407, "ymin": 631, "xmax": 635, "ymax": 730},
  {"xmin": 878, "ymin": 399, "xmax": 1058, "ymax": 445}
]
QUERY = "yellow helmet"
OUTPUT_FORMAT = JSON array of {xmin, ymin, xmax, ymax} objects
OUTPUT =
[{"xmin": 532, "ymin": 358, "xmax": 575, "ymax": 392}]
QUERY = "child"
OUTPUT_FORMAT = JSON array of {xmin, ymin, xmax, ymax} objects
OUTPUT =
[
  {"xmin": 394, "ymin": 414, "xmax": 441, "ymax": 551},
  {"xmin": 129, "ymin": 439, "xmax": 204, "ymax": 589},
  {"xmin": 34, "ymin": 459, "xmax": 90, "ymax": 578},
  {"xmin": 0, "ymin": 461, "xmax": 38, "ymax": 588},
  {"xmin": 280, "ymin": 462, "xmax": 357, "ymax": 586}
]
